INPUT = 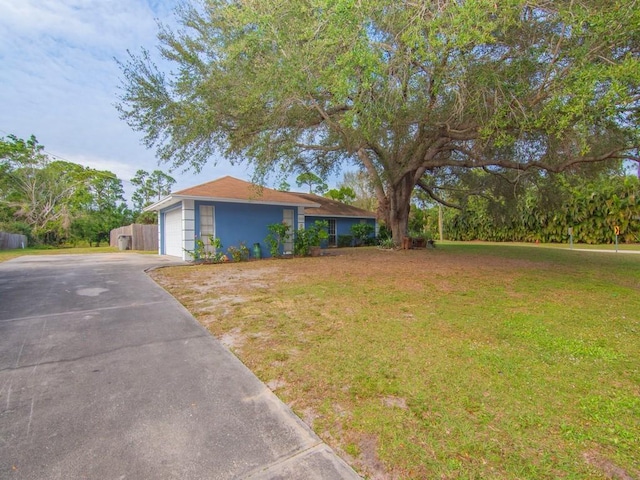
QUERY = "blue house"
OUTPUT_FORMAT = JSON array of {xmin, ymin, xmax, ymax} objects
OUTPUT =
[
  {"xmin": 145, "ymin": 176, "xmax": 377, "ymax": 260},
  {"xmin": 285, "ymin": 192, "xmax": 377, "ymax": 247}
]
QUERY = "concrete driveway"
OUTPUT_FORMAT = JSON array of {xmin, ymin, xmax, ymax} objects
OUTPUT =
[{"xmin": 0, "ymin": 253, "xmax": 360, "ymax": 479}]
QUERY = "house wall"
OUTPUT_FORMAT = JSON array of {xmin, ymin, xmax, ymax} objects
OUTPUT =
[
  {"xmin": 304, "ymin": 216, "xmax": 376, "ymax": 246},
  {"xmin": 157, "ymin": 200, "xmax": 196, "ymax": 260},
  {"xmin": 195, "ymin": 201, "xmax": 299, "ymax": 258}
]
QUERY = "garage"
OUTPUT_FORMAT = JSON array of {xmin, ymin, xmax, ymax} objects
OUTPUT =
[{"xmin": 163, "ymin": 208, "xmax": 183, "ymax": 257}]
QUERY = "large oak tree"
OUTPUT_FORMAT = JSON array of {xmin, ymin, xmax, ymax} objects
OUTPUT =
[{"xmin": 118, "ymin": 0, "xmax": 640, "ymax": 243}]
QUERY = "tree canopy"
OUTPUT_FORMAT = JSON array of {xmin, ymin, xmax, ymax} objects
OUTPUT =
[
  {"xmin": 1, "ymin": 135, "xmax": 132, "ymax": 245},
  {"xmin": 131, "ymin": 169, "xmax": 176, "ymax": 222},
  {"xmin": 296, "ymin": 172, "xmax": 328, "ymax": 194},
  {"xmin": 118, "ymin": 0, "xmax": 640, "ymax": 242}
]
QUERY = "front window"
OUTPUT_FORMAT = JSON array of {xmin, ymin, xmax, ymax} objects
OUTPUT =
[{"xmin": 327, "ymin": 218, "xmax": 336, "ymax": 247}]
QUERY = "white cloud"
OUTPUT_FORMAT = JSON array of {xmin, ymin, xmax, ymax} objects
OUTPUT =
[
  {"xmin": 0, "ymin": 0, "xmax": 182, "ymax": 189},
  {"xmin": 0, "ymin": 0, "xmax": 161, "ymax": 50},
  {"xmin": 0, "ymin": 0, "xmax": 342, "ymax": 202},
  {"xmin": 57, "ymin": 152, "xmax": 140, "ymax": 182}
]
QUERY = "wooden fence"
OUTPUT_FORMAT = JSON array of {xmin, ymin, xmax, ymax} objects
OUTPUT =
[
  {"xmin": 109, "ymin": 224, "xmax": 158, "ymax": 251},
  {"xmin": 0, "ymin": 232, "xmax": 28, "ymax": 250}
]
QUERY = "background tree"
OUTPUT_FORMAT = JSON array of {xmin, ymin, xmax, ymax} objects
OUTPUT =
[
  {"xmin": 130, "ymin": 169, "xmax": 175, "ymax": 223},
  {"xmin": 70, "ymin": 171, "xmax": 132, "ymax": 246},
  {"xmin": 1, "ymin": 134, "xmax": 132, "ymax": 246},
  {"xmin": 277, "ymin": 180, "xmax": 291, "ymax": 192},
  {"xmin": 338, "ymin": 171, "xmax": 378, "ymax": 212},
  {"xmin": 325, "ymin": 186, "xmax": 356, "ymax": 205},
  {"xmin": 1, "ymin": 135, "xmax": 90, "ymax": 244},
  {"xmin": 415, "ymin": 168, "xmax": 639, "ymax": 244},
  {"xmin": 295, "ymin": 172, "xmax": 328, "ymax": 195},
  {"xmin": 118, "ymin": 0, "xmax": 640, "ymax": 244}
]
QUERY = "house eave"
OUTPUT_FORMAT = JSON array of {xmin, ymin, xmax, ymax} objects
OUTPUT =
[
  {"xmin": 144, "ymin": 195, "xmax": 319, "ymax": 212},
  {"xmin": 144, "ymin": 196, "xmax": 181, "ymax": 212},
  {"xmin": 304, "ymin": 213, "xmax": 377, "ymax": 219}
]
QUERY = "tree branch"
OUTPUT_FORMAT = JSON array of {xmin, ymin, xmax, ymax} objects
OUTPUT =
[
  {"xmin": 430, "ymin": 146, "xmax": 635, "ymax": 172},
  {"xmin": 416, "ymin": 180, "xmax": 462, "ymax": 209}
]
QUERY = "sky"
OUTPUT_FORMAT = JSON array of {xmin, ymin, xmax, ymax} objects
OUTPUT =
[{"xmin": 0, "ymin": 0, "xmax": 324, "ymax": 201}]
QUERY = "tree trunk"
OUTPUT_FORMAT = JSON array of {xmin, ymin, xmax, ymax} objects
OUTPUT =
[{"xmin": 387, "ymin": 172, "xmax": 415, "ymax": 245}]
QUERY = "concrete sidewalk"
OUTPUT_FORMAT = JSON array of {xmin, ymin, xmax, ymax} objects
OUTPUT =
[
  {"xmin": 0, "ymin": 253, "xmax": 360, "ymax": 479},
  {"xmin": 571, "ymin": 248, "xmax": 640, "ymax": 254}
]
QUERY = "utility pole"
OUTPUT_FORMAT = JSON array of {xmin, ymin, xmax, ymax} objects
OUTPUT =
[{"xmin": 438, "ymin": 204, "xmax": 444, "ymax": 241}]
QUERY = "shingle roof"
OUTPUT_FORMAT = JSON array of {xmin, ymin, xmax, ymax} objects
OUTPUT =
[
  {"xmin": 146, "ymin": 176, "xmax": 377, "ymax": 218},
  {"xmin": 288, "ymin": 192, "xmax": 377, "ymax": 218},
  {"xmin": 172, "ymin": 176, "xmax": 318, "ymax": 206}
]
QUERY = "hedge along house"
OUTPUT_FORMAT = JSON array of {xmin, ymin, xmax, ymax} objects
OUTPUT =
[
  {"xmin": 144, "ymin": 176, "xmax": 320, "ymax": 260},
  {"xmin": 286, "ymin": 192, "xmax": 378, "ymax": 247}
]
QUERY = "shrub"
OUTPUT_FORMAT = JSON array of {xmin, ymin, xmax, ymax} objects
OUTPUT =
[
  {"xmin": 351, "ymin": 223, "xmax": 375, "ymax": 246},
  {"xmin": 294, "ymin": 220, "xmax": 329, "ymax": 256},
  {"xmin": 189, "ymin": 236, "xmax": 226, "ymax": 263},
  {"xmin": 338, "ymin": 234, "xmax": 353, "ymax": 248},
  {"xmin": 265, "ymin": 222, "xmax": 291, "ymax": 257},
  {"xmin": 378, "ymin": 237, "xmax": 396, "ymax": 249},
  {"xmin": 228, "ymin": 242, "xmax": 250, "ymax": 262}
]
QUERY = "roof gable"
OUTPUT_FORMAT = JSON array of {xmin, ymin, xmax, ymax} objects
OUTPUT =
[
  {"xmin": 146, "ymin": 176, "xmax": 320, "ymax": 211},
  {"xmin": 174, "ymin": 176, "xmax": 318, "ymax": 205}
]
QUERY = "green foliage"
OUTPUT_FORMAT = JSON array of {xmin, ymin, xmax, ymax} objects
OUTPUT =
[
  {"xmin": 441, "ymin": 173, "xmax": 640, "ymax": 244},
  {"xmin": 296, "ymin": 173, "xmax": 328, "ymax": 195},
  {"xmin": 227, "ymin": 242, "xmax": 250, "ymax": 262},
  {"xmin": 277, "ymin": 180, "xmax": 291, "ymax": 192},
  {"xmin": 377, "ymin": 237, "xmax": 395, "ymax": 249},
  {"xmin": 0, "ymin": 220, "xmax": 34, "ymax": 246},
  {"xmin": 190, "ymin": 236, "xmax": 226, "ymax": 263},
  {"xmin": 338, "ymin": 171, "xmax": 378, "ymax": 212},
  {"xmin": 70, "ymin": 172, "xmax": 133, "ymax": 246},
  {"xmin": 1, "ymin": 134, "xmax": 131, "ymax": 246},
  {"xmin": 338, "ymin": 234, "xmax": 353, "ymax": 248},
  {"xmin": 325, "ymin": 186, "xmax": 356, "ymax": 204},
  {"xmin": 294, "ymin": 220, "xmax": 329, "ymax": 256},
  {"xmin": 118, "ymin": 1, "xmax": 640, "ymax": 245},
  {"xmin": 350, "ymin": 223, "xmax": 374, "ymax": 246},
  {"xmin": 409, "ymin": 204, "xmax": 440, "ymax": 240},
  {"xmin": 131, "ymin": 169, "xmax": 175, "ymax": 220},
  {"xmin": 265, "ymin": 222, "xmax": 292, "ymax": 258}
]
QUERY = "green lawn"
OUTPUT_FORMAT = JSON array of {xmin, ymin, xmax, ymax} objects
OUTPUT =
[
  {"xmin": 150, "ymin": 244, "xmax": 639, "ymax": 478},
  {"xmin": 152, "ymin": 244, "xmax": 640, "ymax": 479},
  {"xmin": 0, "ymin": 246, "xmax": 153, "ymax": 262}
]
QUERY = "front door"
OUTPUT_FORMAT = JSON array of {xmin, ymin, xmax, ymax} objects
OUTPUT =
[
  {"xmin": 283, "ymin": 209, "xmax": 294, "ymax": 254},
  {"xmin": 199, "ymin": 205, "xmax": 215, "ymax": 254}
]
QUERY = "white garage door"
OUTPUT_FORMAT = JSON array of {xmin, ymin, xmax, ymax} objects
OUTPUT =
[{"xmin": 164, "ymin": 208, "xmax": 183, "ymax": 257}]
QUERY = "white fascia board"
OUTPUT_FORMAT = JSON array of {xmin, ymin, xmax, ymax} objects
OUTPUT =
[
  {"xmin": 144, "ymin": 195, "xmax": 182, "ymax": 212},
  {"xmin": 169, "ymin": 195, "xmax": 319, "ymax": 208},
  {"xmin": 304, "ymin": 213, "xmax": 377, "ymax": 219}
]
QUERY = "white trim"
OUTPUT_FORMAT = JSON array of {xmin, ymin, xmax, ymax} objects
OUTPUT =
[
  {"xmin": 183, "ymin": 200, "xmax": 196, "ymax": 256},
  {"xmin": 145, "ymin": 194, "xmax": 319, "ymax": 212},
  {"xmin": 304, "ymin": 214, "xmax": 377, "ymax": 219}
]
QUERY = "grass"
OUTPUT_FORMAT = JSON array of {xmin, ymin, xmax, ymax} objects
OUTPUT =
[
  {"xmin": 153, "ymin": 245, "xmax": 638, "ymax": 478},
  {"xmin": 0, "ymin": 246, "xmax": 154, "ymax": 262}
]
